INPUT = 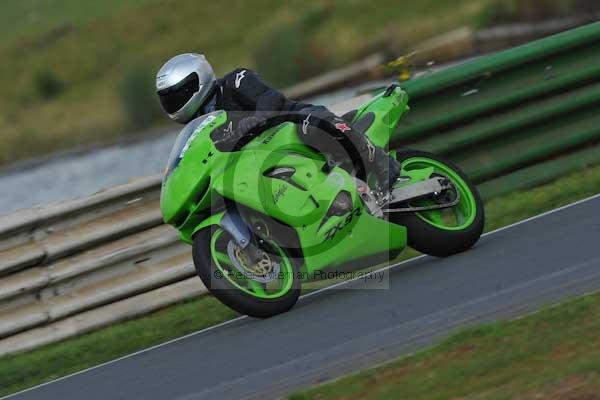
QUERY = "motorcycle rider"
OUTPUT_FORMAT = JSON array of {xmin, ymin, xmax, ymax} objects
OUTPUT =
[{"xmin": 155, "ymin": 53, "xmax": 400, "ymax": 190}]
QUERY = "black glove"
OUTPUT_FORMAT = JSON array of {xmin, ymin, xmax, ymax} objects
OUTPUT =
[
  {"xmin": 237, "ymin": 115, "xmax": 267, "ymax": 136},
  {"xmin": 214, "ymin": 114, "xmax": 267, "ymax": 150}
]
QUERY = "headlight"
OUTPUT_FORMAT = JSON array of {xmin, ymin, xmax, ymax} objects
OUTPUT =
[{"xmin": 328, "ymin": 190, "xmax": 352, "ymax": 217}]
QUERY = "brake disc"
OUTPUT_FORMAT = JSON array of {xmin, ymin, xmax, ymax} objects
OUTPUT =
[{"xmin": 226, "ymin": 241, "xmax": 281, "ymax": 283}]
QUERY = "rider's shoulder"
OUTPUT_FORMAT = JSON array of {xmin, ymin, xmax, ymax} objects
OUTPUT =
[
  {"xmin": 223, "ymin": 67, "xmax": 259, "ymax": 85},
  {"xmin": 226, "ymin": 67, "xmax": 257, "ymax": 75}
]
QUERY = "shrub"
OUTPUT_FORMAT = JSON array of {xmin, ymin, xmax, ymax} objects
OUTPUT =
[
  {"xmin": 118, "ymin": 65, "xmax": 162, "ymax": 128},
  {"xmin": 254, "ymin": 7, "xmax": 334, "ymax": 88},
  {"xmin": 33, "ymin": 70, "xmax": 65, "ymax": 99},
  {"xmin": 477, "ymin": 0, "xmax": 600, "ymax": 27}
]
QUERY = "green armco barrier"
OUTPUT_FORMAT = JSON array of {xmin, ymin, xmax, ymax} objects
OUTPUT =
[
  {"xmin": 478, "ymin": 143, "xmax": 600, "ymax": 199},
  {"xmin": 417, "ymin": 82, "xmax": 600, "ymax": 156},
  {"xmin": 392, "ymin": 22, "xmax": 600, "ymax": 192},
  {"xmin": 402, "ymin": 22, "xmax": 600, "ymax": 99}
]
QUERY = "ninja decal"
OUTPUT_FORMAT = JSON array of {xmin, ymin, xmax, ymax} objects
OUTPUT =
[{"xmin": 323, "ymin": 208, "xmax": 362, "ymax": 241}]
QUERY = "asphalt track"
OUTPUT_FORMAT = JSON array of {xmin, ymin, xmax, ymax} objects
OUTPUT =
[{"xmin": 5, "ymin": 194, "xmax": 600, "ymax": 400}]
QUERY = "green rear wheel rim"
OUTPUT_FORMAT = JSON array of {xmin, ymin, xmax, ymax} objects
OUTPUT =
[
  {"xmin": 210, "ymin": 228, "xmax": 294, "ymax": 299},
  {"xmin": 400, "ymin": 157, "xmax": 478, "ymax": 231}
]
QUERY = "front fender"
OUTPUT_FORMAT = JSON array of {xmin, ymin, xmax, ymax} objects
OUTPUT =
[
  {"xmin": 186, "ymin": 210, "xmax": 253, "ymax": 250},
  {"xmin": 180, "ymin": 212, "xmax": 225, "ymax": 244}
]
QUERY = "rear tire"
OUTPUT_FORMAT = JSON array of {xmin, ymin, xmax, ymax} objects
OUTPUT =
[
  {"xmin": 192, "ymin": 227, "xmax": 301, "ymax": 318},
  {"xmin": 389, "ymin": 150, "xmax": 485, "ymax": 257}
]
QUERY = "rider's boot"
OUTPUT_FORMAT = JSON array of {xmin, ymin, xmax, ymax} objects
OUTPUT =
[
  {"xmin": 329, "ymin": 120, "xmax": 400, "ymax": 192},
  {"xmin": 296, "ymin": 109, "xmax": 400, "ymax": 192},
  {"xmin": 368, "ymin": 142, "xmax": 401, "ymax": 192}
]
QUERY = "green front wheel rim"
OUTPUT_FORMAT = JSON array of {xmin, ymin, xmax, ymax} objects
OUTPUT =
[
  {"xmin": 210, "ymin": 228, "xmax": 294, "ymax": 299},
  {"xmin": 400, "ymin": 157, "xmax": 478, "ymax": 231}
]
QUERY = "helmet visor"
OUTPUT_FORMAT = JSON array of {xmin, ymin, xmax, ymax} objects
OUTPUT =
[{"xmin": 157, "ymin": 72, "xmax": 200, "ymax": 114}]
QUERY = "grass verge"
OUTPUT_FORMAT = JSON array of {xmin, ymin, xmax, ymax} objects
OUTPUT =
[
  {"xmin": 1, "ymin": 163, "xmax": 600, "ymax": 397},
  {"xmin": 289, "ymin": 292, "xmax": 600, "ymax": 400}
]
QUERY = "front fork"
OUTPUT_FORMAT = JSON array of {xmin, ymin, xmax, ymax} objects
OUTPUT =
[{"xmin": 220, "ymin": 211, "xmax": 265, "ymax": 263}]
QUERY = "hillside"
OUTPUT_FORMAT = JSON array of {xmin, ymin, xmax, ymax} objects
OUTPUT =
[{"xmin": 0, "ymin": 0, "xmax": 485, "ymax": 166}]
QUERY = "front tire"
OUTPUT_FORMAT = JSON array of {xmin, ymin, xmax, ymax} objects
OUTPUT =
[
  {"xmin": 389, "ymin": 150, "xmax": 485, "ymax": 257},
  {"xmin": 192, "ymin": 227, "xmax": 301, "ymax": 318}
]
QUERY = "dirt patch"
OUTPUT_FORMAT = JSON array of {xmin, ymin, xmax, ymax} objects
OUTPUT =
[{"xmin": 523, "ymin": 374, "xmax": 600, "ymax": 400}]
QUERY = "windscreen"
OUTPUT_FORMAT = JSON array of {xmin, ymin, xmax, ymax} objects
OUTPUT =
[{"xmin": 162, "ymin": 111, "xmax": 222, "ymax": 184}]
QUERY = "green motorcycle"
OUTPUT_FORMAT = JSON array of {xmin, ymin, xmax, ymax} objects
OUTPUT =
[{"xmin": 160, "ymin": 85, "xmax": 485, "ymax": 317}]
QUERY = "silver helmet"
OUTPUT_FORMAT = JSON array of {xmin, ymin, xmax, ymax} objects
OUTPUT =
[{"xmin": 156, "ymin": 53, "xmax": 217, "ymax": 124}]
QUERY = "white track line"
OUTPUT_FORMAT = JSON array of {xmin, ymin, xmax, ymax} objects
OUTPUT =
[{"xmin": 3, "ymin": 192, "xmax": 600, "ymax": 399}]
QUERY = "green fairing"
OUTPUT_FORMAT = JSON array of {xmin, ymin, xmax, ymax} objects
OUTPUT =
[
  {"xmin": 352, "ymin": 87, "xmax": 410, "ymax": 149},
  {"xmin": 160, "ymin": 110, "xmax": 228, "ymax": 226},
  {"xmin": 160, "ymin": 86, "xmax": 480, "ymax": 297}
]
